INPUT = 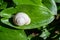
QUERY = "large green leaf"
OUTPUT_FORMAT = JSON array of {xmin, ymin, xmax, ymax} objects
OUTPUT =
[
  {"xmin": 13, "ymin": 0, "xmax": 42, "ymax": 5},
  {"xmin": 0, "ymin": 26, "xmax": 27, "ymax": 40},
  {"xmin": 42, "ymin": 0, "xmax": 57, "ymax": 15},
  {"xmin": 1, "ymin": 5, "xmax": 54, "ymax": 29}
]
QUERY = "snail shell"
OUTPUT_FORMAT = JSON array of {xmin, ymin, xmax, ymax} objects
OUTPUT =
[{"xmin": 13, "ymin": 12, "xmax": 31, "ymax": 26}]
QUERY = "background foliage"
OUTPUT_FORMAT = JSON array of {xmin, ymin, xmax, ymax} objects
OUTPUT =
[{"xmin": 0, "ymin": 0, "xmax": 60, "ymax": 40}]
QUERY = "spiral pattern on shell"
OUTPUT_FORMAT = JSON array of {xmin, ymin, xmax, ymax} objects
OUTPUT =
[{"xmin": 13, "ymin": 12, "xmax": 31, "ymax": 26}]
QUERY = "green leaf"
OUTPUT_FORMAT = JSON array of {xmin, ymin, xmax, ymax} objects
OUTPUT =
[
  {"xmin": 40, "ymin": 29, "xmax": 50, "ymax": 39},
  {"xmin": 55, "ymin": 0, "xmax": 60, "ymax": 3},
  {"xmin": 1, "ymin": 5, "xmax": 54, "ymax": 29},
  {"xmin": 42, "ymin": 0, "xmax": 57, "ymax": 15},
  {"xmin": 0, "ymin": 2, "xmax": 54, "ymax": 29},
  {"xmin": 0, "ymin": 26, "xmax": 27, "ymax": 40},
  {"xmin": 13, "ymin": 0, "xmax": 42, "ymax": 5}
]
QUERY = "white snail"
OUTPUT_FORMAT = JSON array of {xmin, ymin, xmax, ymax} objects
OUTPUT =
[{"xmin": 13, "ymin": 12, "xmax": 31, "ymax": 26}]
